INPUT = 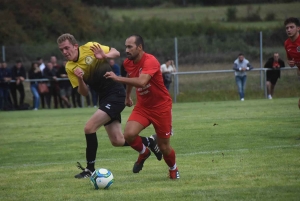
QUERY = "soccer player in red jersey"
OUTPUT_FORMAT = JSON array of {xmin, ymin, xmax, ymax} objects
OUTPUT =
[
  {"xmin": 284, "ymin": 17, "xmax": 300, "ymax": 108},
  {"xmin": 104, "ymin": 34, "xmax": 179, "ymax": 179}
]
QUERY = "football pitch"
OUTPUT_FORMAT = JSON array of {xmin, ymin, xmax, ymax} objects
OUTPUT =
[{"xmin": 0, "ymin": 98, "xmax": 299, "ymax": 201}]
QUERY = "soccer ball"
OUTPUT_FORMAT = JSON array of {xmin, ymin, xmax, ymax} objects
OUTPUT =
[{"xmin": 90, "ymin": 168, "xmax": 114, "ymax": 190}]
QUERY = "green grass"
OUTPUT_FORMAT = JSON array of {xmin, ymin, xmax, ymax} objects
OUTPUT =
[
  {"xmin": 108, "ymin": 2, "xmax": 300, "ymax": 29},
  {"xmin": 1, "ymin": 98, "xmax": 300, "ymax": 200}
]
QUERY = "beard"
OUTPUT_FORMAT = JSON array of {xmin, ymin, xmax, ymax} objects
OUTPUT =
[{"xmin": 126, "ymin": 53, "xmax": 138, "ymax": 60}]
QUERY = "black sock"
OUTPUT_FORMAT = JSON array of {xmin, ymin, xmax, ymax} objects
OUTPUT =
[
  {"xmin": 123, "ymin": 136, "xmax": 149, "ymax": 147},
  {"xmin": 85, "ymin": 133, "xmax": 98, "ymax": 171}
]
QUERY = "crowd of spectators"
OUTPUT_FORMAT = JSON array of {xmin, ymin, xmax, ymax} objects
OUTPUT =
[{"xmin": 0, "ymin": 56, "xmax": 118, "ymax": 111}]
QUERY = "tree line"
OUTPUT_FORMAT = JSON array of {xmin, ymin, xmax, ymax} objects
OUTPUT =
[{"xmin": 81, "ymin": 0, "xmax": 296, "ymax": 7}]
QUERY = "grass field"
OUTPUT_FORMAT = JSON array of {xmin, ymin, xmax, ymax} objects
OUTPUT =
[
  {"xmin": 0, "ymin": 98, "xmax": 300, "ymax": 200},
  {"xmin": 108, "ymin": 2, "xmax": 300, "ymax": 29}
]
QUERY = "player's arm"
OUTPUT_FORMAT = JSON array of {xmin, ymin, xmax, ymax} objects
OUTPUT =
[
  {"xmin": 74, "ymin": 67, "xmax": 89, "ymax": 96},
  {"xmin": 90, "ymin": 44, "xmax": 120, "ymax": 60},
  {"xmin": 104, "ymin": 72, "xmax": 151, "ymax": 88},
  {"xmin": 105, "ymin": 47, "xmax": 120, "ymax": 59},
  {"xmin": 125, "ymin": 84, "xmax": 134, "ymax": 107},
  {"xmin": 285, "ymin": 45, "xmax": 295, "ymax": 67}
]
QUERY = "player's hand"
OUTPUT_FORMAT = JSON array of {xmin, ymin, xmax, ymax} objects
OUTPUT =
[
  {"xmin": 125, "ymin": 97, "xmax": 133, "ymax": 107},
  {"xmin": 90, "ymin": 44, "xmax": 107, "ymax": 60},
  {"xmin": 288, "ymin": 58, "xmax": 295, "ymax": 67},
  {"xmin": 74, "ymin": 67, "xmax": 84, "ymax": 79},
  {"xmin": 104, "ymin": 71, "xmax": 117, "ymax": 80}
]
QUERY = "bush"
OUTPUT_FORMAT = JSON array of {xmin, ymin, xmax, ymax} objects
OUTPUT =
[
  {"xmin": 243, "ymin": 5, "xmax": 262, "ymax": 22},
  {"xmin": 226, "ymin": 6, "xmax": 238, "ymax": 22},
  {"xmin": 264, "ymin": 12, "xmax": 276, "ymax": 21}
]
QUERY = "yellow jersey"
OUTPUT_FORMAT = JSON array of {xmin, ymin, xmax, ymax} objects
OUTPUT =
[{"xmin": 65, "ymin": 42, "xmax": 120, "ymax": 95}]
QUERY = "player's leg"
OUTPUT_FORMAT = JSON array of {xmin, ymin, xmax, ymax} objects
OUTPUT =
[
  {"xmin": 152, "ymin": 109, "xmax": 179, "ymax": 179},
  {"xmin": 105, "ymin": 120, "xmax": 126, "ymax": 146},
  {"xmin": 75, "ymin": 109, "xmax": 111, "ymax": 179},
  {"xmin": 124, "ymin": 110, "xmax": 152, "ymax": 173}
]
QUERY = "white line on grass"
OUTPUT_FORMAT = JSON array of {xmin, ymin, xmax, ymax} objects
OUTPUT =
[{"xmin": 0, "ymin": 144, "xmax": 299, "ymax": 169}]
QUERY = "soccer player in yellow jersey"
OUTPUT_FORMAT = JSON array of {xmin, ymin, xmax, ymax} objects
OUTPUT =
[{"xmin": 57, "ymin": 33, "xmax": 162, "ymax": 179}]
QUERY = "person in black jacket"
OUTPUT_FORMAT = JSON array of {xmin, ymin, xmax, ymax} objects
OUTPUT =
[
  {"xmin": 43, "ymin": 61, "xmax": 58, "ymax": 109},
  {"xmin": 10, "ymin": 60, "xmax": 26, "ymax": 109},
  {"xmin": 28, "ymin": 61, "xmax": 43, "ymax": 110},
  {"xmin": 264, "ymin": 53, "xmax": 285, "ymax": 99},
  {"xmin": 0, "ymin": 61, "xmax": 12, "ymax": 110}
]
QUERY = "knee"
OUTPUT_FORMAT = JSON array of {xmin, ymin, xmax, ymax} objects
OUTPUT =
[
  {"xmin": 110, "ymin": 140, "xmax": 121, "ymax": 147},
  {"xmin": 84, "ymin": 124, "xmax": 94, "ymax": 134},
  {"xmin": 157, "ymin": 140, "xmax": 171, "ymax": 155},
  {"xmin": 124, "ymin": 131, "xmax": 136, "ymax": 143}
]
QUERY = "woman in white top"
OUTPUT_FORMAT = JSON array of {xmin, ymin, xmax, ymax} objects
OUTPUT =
[{"xmin": 160, "ymin": 59, "xmax": 176, "ymax": 91}]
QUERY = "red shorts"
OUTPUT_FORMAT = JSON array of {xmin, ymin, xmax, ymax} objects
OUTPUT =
[{"xmin": 128, "ymin": 106, "xmax": 173, "ymax": 139}]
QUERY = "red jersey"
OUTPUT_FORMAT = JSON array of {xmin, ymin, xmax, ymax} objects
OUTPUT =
[
  {"xmin": 123, "ymin": 53, "xmax": 172, "ymax": 111},
  {"xmin": 284, "ymin": 34, "xmax": 300, "ymax": 69}
]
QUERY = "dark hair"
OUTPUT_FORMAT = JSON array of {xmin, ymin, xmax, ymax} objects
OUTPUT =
[
  {"xmin": 238, "ymin": 53, "xmax": 244, "ymax": 56},
  {"xmin": 36, "ymin": 57, "xmax": 42, "ymax": 60},
  {"xmin": 16, "ymin": 59, "xmax": 21, "ymax": 63},
  {"xmin": 129, "ymin": 34, "xmax": 145, "ymax": 50},
  {"xmin": 284, "ymin": 17, "xmax": 300, "ymax": 26},
  {"xmin": 30, "ymin": 61, "xmax": 39, "ymax": 70}
]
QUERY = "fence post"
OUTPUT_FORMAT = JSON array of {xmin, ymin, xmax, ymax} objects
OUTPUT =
[
  {"xmin": 173, "ymin": 37, "xmax": 178, "ymax": 103},
  {"xmin": 264, "ymin": 70, "xmax": 267, "ymax": 98},
  {"xmin": 260, "ymin": 31, "xmax": 264, "ymax": 90}
]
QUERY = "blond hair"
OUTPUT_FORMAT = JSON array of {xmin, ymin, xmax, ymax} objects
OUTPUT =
[{"xmin": 57, "ymin": 33, "xmax": 78, "ymax": 45}]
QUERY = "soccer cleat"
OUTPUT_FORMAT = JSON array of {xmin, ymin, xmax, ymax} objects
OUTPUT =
[
  {"xmin": 75, "ymin": 162, "xmax": 94, "ymax": 179},
  {"xmin": 133, "ymin": 148, "xmax": 151, "ymax": 173},
  {"xmin": 169, "ymin": 168, "xmax": 180, "ymax": 179},
  {"xmin": 148, "ymin": 134, "xmax": 162, "ymax": 161}
]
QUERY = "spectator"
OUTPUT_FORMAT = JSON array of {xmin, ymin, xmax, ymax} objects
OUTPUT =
[
  {"xmin": 264, "ymin": 53, "xmax": 285, "ymax": 99},
  {"xmin": 109, "ymin": 59, "xmax": 120, "ymax": 76},
  {"xmin": 37, "ymin": 57, "xmax": 46, "ymax": 74},
  {"xmin": 89, "ymin": 86, "xmax": 98, "ymax": 108},
  {"xmin": 160, "ymin": 58, "xmax": 176, "ymax": 91},
  {"xmin": 43, "ymin": 61, "xmax": 58, "ymax": 109},
  {"xmin": 233, "ymin": 53, "xmax": 253, "ymax": 101},
  {"xmin": 28, "ymin": 61, "xmax": 43, "ymax": 110},
  {"xmin": 10, "ymin": 60, "xmax": 26, "ymax": 109},
  {"xmin": 36, "ymin": 57, "xmax": 46, "ymax": 108},
  {"xmin": 50, "ymin": 55, "xmax": 64, "ymax": 108},
  {"xmin": 71, "ymin": 87, "xmax": 82, "ymax": 108},
  {"xmin": 0, "ymin": 61, "xmax": 12, "ymax": 110},
  {"xmin": 57, "ymin": 61, "xmax": 71, "ymax": 108}
]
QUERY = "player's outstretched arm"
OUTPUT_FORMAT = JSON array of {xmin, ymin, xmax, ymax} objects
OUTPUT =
[{"xmin": 90, "ymin": 44, "xmax": 120, "ymax": 60}]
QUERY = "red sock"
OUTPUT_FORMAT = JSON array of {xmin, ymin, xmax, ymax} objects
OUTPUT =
[
  {"xmin": 128, "ymin": 136, "xmax": 143, "ymax": 152},
  {"xmin": 163, "ymin": 149, "xmax": 176, "ymax": 168}
]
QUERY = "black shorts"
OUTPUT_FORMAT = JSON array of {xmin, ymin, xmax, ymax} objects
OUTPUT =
[
  {"xmin": 99, "ymin": 88, "xmax": 126, "ymax": 126},
  {"xmin": 266, "ymin": 76, "xmax": 279, "ymax": 85}
]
